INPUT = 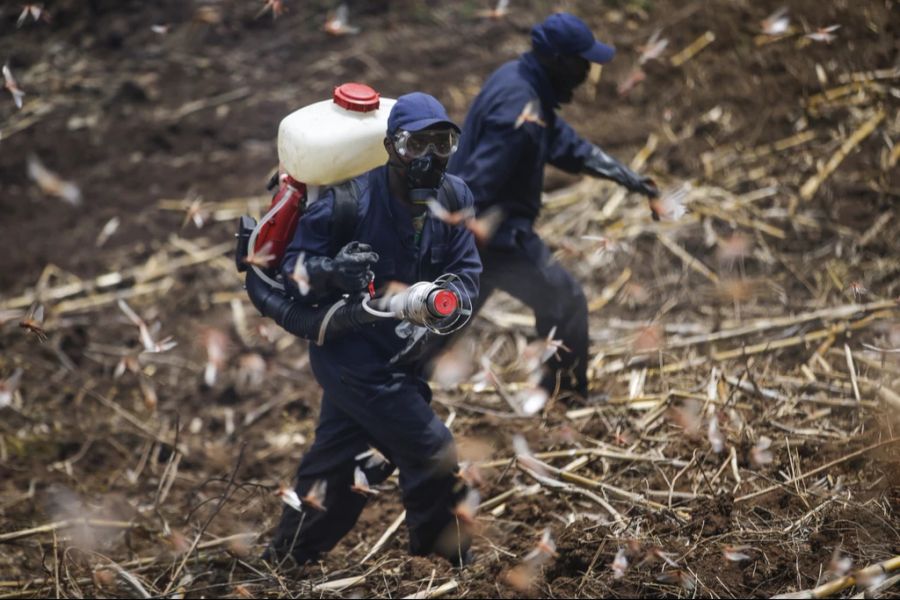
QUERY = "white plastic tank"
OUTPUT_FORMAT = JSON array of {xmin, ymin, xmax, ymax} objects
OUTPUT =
[{"xmin": 277, "ymin": 83, "xmax": 396, "ymax": 186}]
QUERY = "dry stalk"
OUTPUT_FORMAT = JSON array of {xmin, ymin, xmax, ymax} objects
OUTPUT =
[
  {"xmin": 359, "ymin": 511, "xmax": 405, "ymax": 564},
  {"xmin": 0, "ymin": 241, "xmax": 232, "ymax": 310},
  {"xmin": 690, "ymin": 202, "xmax": 786, "ymax": 238},
  {"xmin": 588, "ymin": 267, "xmax": 632, "ymax": 313},
  {"xmin": 799, "ymin": 109, "xmax": 886, "ymax": 201},
  {"xmin": 479, "ymin": 447, "xmax": 689, "ymax": 469},
  {"xmin": 0, "ymin": 519, "xmax": 136, "ymax": 543},
  {"xmin": 311, "ymin": 575, "xmax": 367, "ymax": 593},
  {"xmin": 516, "ymin": 463, "xmax": 627, "ymax": 530},
  {"xmin": 403, "ymin": 580, "xmax": 459, "ymax": 599},
  {"xmin": 655, "ymin": 234, "xmax": 720, "ymax": 284},
  {"xmin": 843, "ymin": 344, "xmax": 862, "ymax": 403},
  {"xmin": 670, "ymin": 31, "xmax": 716, "ymax": 67},
  {"xmin": 52, "ymin": 278, "xmax": 176, "ymax": 316},
  {"xmin": 773, "ymin": 555, "xmax": 900, "ymax": 598},
  {"xmin": 620, "ymin": 308, "xmax": 894, "ymax": 378},
  {"xmin": 156, "ymin": 87, "xmax": 251, "ymax": 122},
  {"xmin": 735, "ymin": 437, "xmax": 900, "ymax": 504},
  {"xmin": 836, "ymin": 66, "xmax": 900, "ymax": 84}
]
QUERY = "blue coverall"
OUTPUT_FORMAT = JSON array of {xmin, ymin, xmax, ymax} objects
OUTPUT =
[
  {"xmin": 269, "ymin": 165, "xmax": 481, "ymax": 564},
  {"xmin": 448, "ymin": 51, "xmax": 595, "ymax": 396}
]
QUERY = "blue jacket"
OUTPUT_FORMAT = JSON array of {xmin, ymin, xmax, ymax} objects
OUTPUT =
[
  {"xmin": 448, "ymin": 52, "xmax": 594, "ymax": 246},
  {"xmin": 281, "ymin": 166, "xmax": 481, "ymax": 377}
]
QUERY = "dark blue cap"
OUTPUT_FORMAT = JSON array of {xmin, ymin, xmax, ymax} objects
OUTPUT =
[
  {"xmin": 387, "ymin": 92, "xmax": 460, "ymax": 135},
  {"xmin": 531, "ymin": 13, "xmax": 616, "ymax": 64}
]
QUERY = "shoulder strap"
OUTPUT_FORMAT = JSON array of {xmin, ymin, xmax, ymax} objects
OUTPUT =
[
  {"xmin": 328, "ymin": 177, "xmax": 454, "ymax": 256},
  {"xmin": 328, "ymin": 179, "xmax": 361, "ymax": 257},
  {"xmin": 438, "ymin": 176, "xmax": 460, "ymax": 213}
]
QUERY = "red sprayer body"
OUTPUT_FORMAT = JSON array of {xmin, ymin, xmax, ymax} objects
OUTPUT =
[{"xmin": 253, "ymin": 175, "xmax": 306, "ymax": 257}]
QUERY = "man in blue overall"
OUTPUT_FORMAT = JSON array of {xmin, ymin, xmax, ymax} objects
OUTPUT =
[
  {"xmin": 447, "ymin": 13, "xmax": 658, "ymax": 399},
  {"xmin": 264, "ymin": 93, "xmax": 482, "ymax": 566}
]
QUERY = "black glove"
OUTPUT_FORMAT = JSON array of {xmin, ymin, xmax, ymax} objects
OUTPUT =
[
  {"xmin": 582, "ymin": 145, "xmax": 659, "ymax": 198},
  {"xmin": 333, "ymin": 242, "xmax": 379, "ymax": 290},
  {"xmin": 306, "ymin": 242, "xmax": 379, "ymax": 294}
]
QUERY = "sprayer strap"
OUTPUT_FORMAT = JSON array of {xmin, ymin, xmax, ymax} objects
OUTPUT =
[
  {"xmin": 327, "ymin": 175, "xmax": 457, "ymax": 257},
  {"xmin": 329, "ymin": 180, "xmax": 361, "ymax": 257}
]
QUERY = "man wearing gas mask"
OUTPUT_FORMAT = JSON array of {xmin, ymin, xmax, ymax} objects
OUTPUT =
[
  {"xmin": 264, "ymin": 92, "xmax": 482, "ymax": 567},
  {"xmin": 445, "ymin": 12, "xmax": 659, "ymax": 399}
]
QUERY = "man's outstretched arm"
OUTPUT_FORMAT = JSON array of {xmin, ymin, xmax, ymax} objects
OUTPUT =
[{"xmin": 550, "ymin": 116, "xmax": 658, "ymax": 199}]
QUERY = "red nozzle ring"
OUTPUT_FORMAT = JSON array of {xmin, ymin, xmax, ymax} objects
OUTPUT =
[{"xmin": 430, "ymin": 289, "xmax": 459, "ymax": 317}]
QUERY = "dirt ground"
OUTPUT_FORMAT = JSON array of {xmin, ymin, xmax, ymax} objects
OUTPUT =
[{"xmin": 1, "ymin": 0, "xmax": 899, "ymax": 598}]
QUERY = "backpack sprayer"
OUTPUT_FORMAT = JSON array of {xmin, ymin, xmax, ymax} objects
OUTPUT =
[
  {"xmin": 237, "ymin": 83, "xmax": 471, "ymax": 345},
  {"xmin": 243, "ymin": 83, "xmax": 395, "ymax": 291}
]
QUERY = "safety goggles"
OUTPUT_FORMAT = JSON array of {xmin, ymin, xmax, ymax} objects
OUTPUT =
[{"xmin": 393, "ymin": 129, "xmax": 460, "ymax": 159}]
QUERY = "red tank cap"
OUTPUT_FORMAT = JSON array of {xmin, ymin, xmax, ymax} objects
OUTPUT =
[
  {"xmin": 333, "ymin": 83, "xmax": 380, "ymax": 112},
  {"xmin": 431, "ymin": 289, "xmax": 459, "ymax": 317}
]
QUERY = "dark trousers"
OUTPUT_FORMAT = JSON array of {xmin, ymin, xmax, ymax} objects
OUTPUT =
[
  {"xmin": 267, "ymin": 369, "xmax": 469, "ymax": 565},
  {"xmin": 474, "ymin": 228, "xmax": 589, "ymax": 396}
]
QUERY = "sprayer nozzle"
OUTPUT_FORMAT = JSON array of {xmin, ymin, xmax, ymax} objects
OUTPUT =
[{"xmin": 429, "ymin": 289, "xmax": 459, "ymax": 317}]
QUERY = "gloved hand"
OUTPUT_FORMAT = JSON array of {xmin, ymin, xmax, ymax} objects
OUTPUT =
[
  {"xmin": 333, "ymin": 242, "xmax": 379, "ymax": 291},
  {"xmin": 306, "ymin": 242, "xmax": 379, "ymax": 294},
  {"xmin": 582, "ymin": 145, "xmax": 659, "ymax": 198}
]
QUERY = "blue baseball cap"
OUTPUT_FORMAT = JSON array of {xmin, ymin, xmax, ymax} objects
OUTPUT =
[
  {"xmin": 387, "ymin": 92, "xmax": 460, "ymax": 135},
  {"xmin": 531, "ymin": 13, "xmax": 616, "ymax": 64}
]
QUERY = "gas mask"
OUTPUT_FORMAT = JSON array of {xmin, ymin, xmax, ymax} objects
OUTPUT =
[
  {"xmin": 405, "ymin": 154, "xmax": 446, "ymax": 204},
  {"xmin": 389, "ymin": 128, "xmax": 459, "ymax": 204}
]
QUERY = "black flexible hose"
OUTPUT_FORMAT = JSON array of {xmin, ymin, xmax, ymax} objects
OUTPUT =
[{"xmin": 244, "ymin": 268, "xmax": 379, "ymax": 344}]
